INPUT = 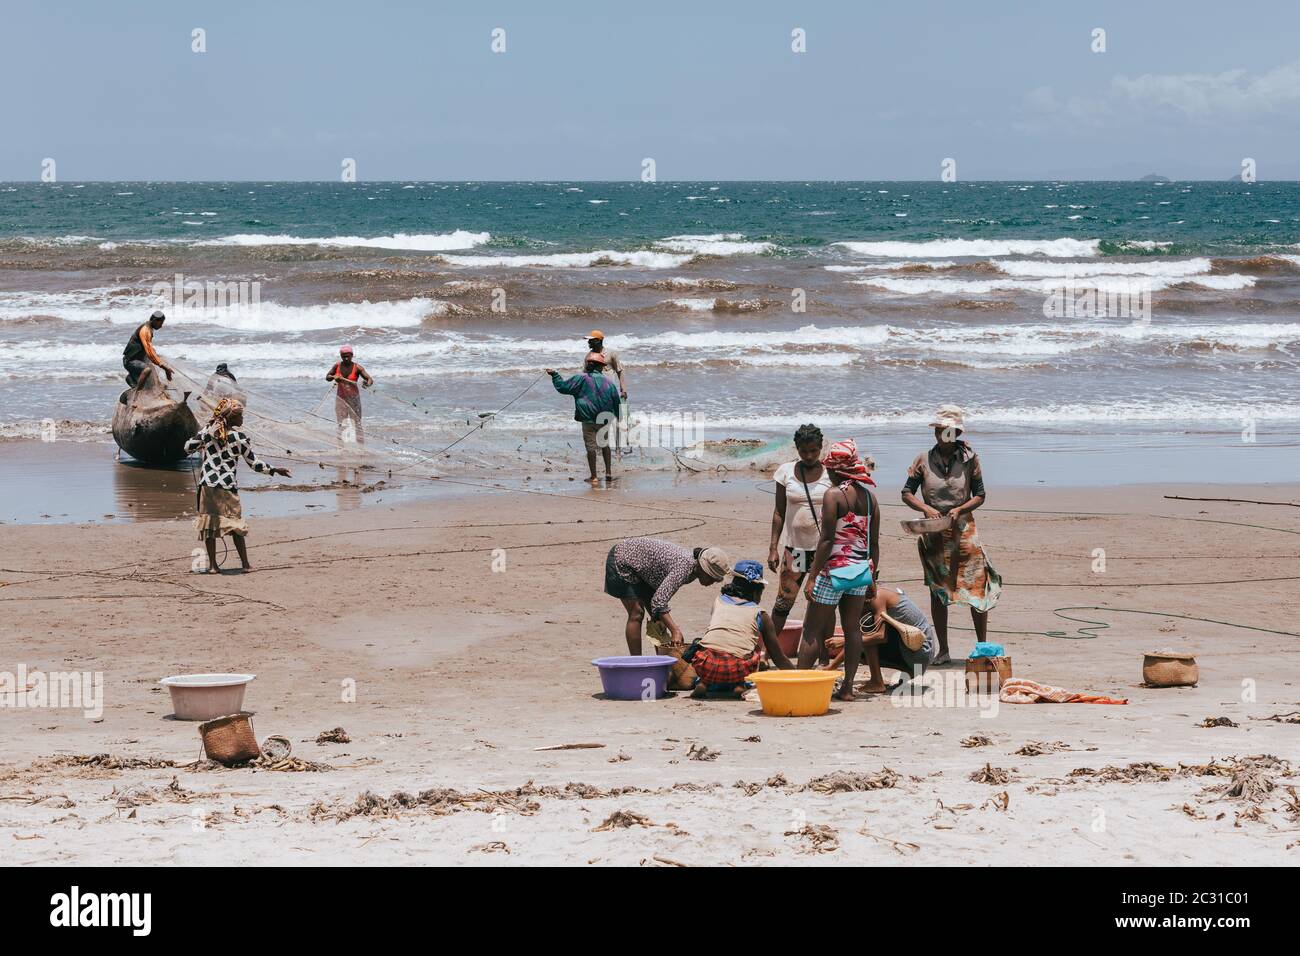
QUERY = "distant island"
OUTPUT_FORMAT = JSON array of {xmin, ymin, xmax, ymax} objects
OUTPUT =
[{"xmin": 1139, "ymin": 174, "xmax": 1173, "ymax": 182}]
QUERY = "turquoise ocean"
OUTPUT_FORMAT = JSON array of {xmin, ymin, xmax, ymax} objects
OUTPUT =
[{"xmin": 1, "ymin": 180, "xmax": 1297, "ymax": 488}]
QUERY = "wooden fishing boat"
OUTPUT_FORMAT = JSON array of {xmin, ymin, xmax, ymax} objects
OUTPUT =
[{"xmin": 112, "ymin": 374, "xmax": 199, "ymax": 464}]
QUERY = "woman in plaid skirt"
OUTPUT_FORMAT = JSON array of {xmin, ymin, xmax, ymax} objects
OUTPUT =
[
  {"xmin": 686, "ymin": 560, "xmax": 794, "ymax": 699},
  {"xmin": 800, "ymin": 438, "xmax": 880, "ymax": 701}
]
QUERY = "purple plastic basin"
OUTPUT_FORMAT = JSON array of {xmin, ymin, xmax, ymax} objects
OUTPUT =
[{"xmin": 592, "ymin": 655, "xmax": 678, "ymax": 700}]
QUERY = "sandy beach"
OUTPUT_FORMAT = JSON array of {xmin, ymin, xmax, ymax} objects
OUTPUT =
[{"xmin": 2, "ymin": 474, "xmax": 1297, "ymax": 866}]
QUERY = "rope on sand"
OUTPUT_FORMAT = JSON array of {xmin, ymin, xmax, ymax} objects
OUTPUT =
[
  {"xmin": 0, "ymin": 517, "xmax": 709, "ymax": 605},
  {"xmin": 80, "ymin": 367, "xmax": 1300, "ymax": 632},
  {"xmin": 952, "ymin": 605, "xmax": 1300, "ymax": 641},
  {"xmin": 1164, "ymin": 494, "xmax": 1300, "ymax": 508}
]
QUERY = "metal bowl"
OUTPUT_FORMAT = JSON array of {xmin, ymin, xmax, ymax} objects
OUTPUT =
[{"xmin": 900, "ymin": 515, "xmax": 953, "ymax": 535}]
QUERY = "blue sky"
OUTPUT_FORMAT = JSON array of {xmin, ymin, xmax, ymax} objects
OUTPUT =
[{"xmin": 3, "ymin": 0, "xmax": 1298, "ymax": 180}]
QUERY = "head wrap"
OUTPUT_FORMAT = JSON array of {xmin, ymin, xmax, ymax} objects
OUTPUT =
[
  {"xmin": 208, "ymin": 398, "xmax": 244, "ymax": 443},
  {"xmin": 339, "ymin": 344, "xmax": 354, "ymax": 356},
  {"xmin": 821, "ymin": 438, "xmax": 875, "ymax": 486}
]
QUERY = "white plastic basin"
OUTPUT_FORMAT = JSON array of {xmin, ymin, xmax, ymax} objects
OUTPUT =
[{"xmin": 159, "ymin": 673, "xmax": 256, "ymax": 721}]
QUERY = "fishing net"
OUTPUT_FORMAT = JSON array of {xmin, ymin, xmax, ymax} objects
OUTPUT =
[
  {"xmin": 166, "ymin": 362, "xmax": 442, "ymax": 478},
  {"xmin": 155, "ymin": 364, "xmax": 783, "ymax": 481},
  {"xmin": 672, "ymin": 437, "xmax": 790, "ymax": 474}
]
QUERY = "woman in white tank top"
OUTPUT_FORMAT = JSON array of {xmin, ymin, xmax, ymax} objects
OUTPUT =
[{"xmin": 767, "ymin": 424, "xmax": 831, "ymax": 634}]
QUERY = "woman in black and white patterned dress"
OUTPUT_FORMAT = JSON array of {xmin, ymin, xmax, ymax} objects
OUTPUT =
[{"xmin": 184, "ymin": 399, "xmax": 290, "ymax": 573}]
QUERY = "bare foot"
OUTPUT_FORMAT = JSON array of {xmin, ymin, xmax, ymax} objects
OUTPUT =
[
  {"xmin": 835, "ymin": 686, "xmax": 856, "ymax": 702},
  {"xmin": 856, "ymin": 679, "xmax": 888, "ymax": 694},
  {"xmin": 690, "ymin": 683, "xmax": 708, "ymax": 699},
  {"xmin": 239, "ymin": 565, "xmax": 253, "ymax": 574},
  {"xmin": 933, "ymin": 652, "xmax": 952, "ymax": 666}
]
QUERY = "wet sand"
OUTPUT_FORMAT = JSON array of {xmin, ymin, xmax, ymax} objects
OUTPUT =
[
  {"xmin": 0, "ymin": 439, "xmax": 445, "ymax": 524},
  {"xmin": 1, "ymin": 478, "xmax": 1298, "ymax": 865},
  {"xmin": 7, "ymin": 427, "xmax": 1300, "ymax": 527}
]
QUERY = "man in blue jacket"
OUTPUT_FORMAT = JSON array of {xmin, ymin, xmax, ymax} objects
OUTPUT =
[{"xmin": 546, "ymin": 355, "xmax": 622, "ymax": 484}]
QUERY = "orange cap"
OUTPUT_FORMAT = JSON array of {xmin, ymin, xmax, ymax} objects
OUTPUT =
[{"xmin": 586, "ymin": 330, "xmax": 605, "ymax": 341}]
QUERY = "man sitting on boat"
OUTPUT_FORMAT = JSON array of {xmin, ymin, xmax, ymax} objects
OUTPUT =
[{"xmin": 122, "ymin": 310, "xmax": 174, "ymax": 387}]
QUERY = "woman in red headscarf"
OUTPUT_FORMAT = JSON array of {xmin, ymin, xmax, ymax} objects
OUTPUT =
[{"xmin": 800, "ymin": 439, "xmax": 881, "ymax": 700}]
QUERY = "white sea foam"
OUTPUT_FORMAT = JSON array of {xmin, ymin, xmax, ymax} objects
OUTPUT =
[
  {"xmin": 6, "ymin": 320, "xmax": 1298, "ymax": 390},
  {"xmin": 0, "ymin": 292, "xmax": 447, "ymax": 331},
  {"xmin": 655, "ymin": 234, "xmax": 775, "ymax": 255},
  {"xmin": 11, "ymin": 235, "xmax": 106, "ymax": 247},
  {"xmin": 834, "ymin": 238, "xmax": 1102, "ymax": 258},
  {"xmin": 825, "ymin": 261, "xmax": 956, "ymax": 273},
  {"xmin": 854, "ymin": 274, "xmax": 1255, "ymax": 294},
  {"xmin": 669, "ymin": 298, "xmax": 718, "ymax": 311},
  {"xmin": 441, "ymin": 250, "xmax": 693, "ymax": 269},
  {"xmin": 195, "ymin": 231, "xmax": 491, "ymax": 251},
  {"xmin": 620, "ymin": 401, "xmax": 1300, "ymax": 431},
  {"xmin": 1112, "ymin": 240, "xmax": 1174, "ymax": 251},
  {"xmin": 993, "ymin": 258, "xmax": 1212, "ymax": 278},
  {"xmin": 458, "ymin": 322, "xmax": 1295, "ymax": 358}
]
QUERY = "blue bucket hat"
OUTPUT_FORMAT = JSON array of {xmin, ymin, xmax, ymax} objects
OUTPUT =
[{"xmin": 731, "ymin": 559, "xmax": 767, "ymax": 587}]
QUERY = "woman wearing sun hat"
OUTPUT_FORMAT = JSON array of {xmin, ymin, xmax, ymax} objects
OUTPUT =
[
  {"xmin": 686, "ymin": 559, "xmax": 795, "ymax": 698},
  {"xmin": 603, "ymin": 537, "xmax": 731, "ymax": 654},
  {"xmin": 901, "ymin": 404, "xmax": 1001, "ymax": 664}
]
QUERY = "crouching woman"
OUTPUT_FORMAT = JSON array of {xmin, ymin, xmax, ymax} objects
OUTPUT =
[{"xmin": 686, "ymin": 560, "xmax": 794, "ymax": 698}]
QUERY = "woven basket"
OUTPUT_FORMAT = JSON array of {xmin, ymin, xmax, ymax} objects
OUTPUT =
[
  {"xmin": 965, "ymin": 656, "xmax": 1013, "ymax": 694},
  {"xmin": 655, "ymin": 643, "xmax": 698, "ymax": 691},
  {"xmin": 1143, "ymin": 651, "xmax": 1198, "ymax": 687},
  {"xmin": 198, "ymin": 712, "xmax": 261, "ymax": 765}
]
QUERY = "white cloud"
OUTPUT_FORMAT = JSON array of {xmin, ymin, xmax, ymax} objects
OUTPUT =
[
  {"xmin": 1110, "ymin": 60, "xmax": 1300, "ymax": 115},
  {"xmin": 1020, "ymin": 59, "xmax": 1300, "ymax": 134}
]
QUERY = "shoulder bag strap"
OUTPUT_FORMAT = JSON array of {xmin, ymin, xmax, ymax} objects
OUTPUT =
[{"xmin": 798, "ymin": 462, "xmax": 821, "ymax": 533}]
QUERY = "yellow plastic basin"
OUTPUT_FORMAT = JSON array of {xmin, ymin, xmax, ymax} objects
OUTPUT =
[{"xmin": 749, "ymin": 670, "xmax": 840, "ymax": 717}]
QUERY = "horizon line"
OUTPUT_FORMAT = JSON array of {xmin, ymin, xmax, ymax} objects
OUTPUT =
[{"xmin": 1, "ymin": 178, "xmax": 1286, "ymax": 185}]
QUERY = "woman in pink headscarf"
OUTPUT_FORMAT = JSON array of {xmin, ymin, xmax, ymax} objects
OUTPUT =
[
  {"xmin": 326, "ymin": 344, "xmax": 373, "ymax": 445},
  {"xmin": 800, "ymin": 438, "xmax": 881, "ymax": 700}
]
